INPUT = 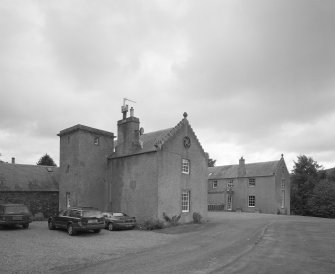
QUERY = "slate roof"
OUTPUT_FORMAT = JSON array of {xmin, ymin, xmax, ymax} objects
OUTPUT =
[
  {"xmin": 208, "ymin": 160, "xmax": 280, "ymax": 179},
  {"xmin": 0, "ymin": 163, "xmax": 59, "ymax": 191},
  {"xmin": 58, "ymin": 124, "xmax": 114, "ymax": 138},
  {"xmin": 110, "ymin": 114, "xmax": 206, "ymax": 158}
]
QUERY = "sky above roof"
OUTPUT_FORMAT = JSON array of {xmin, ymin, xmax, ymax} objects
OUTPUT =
[{"xmin": 1, "ymin": 0, "xmax": 334, "ymax": 171}]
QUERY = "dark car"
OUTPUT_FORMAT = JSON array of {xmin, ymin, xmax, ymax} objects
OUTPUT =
[
  {"xmin": 48, "ymin": 207, "xmax": 105, "ymax": 236},
  {"xmin": 102, "ymin": 212, "xmax": 136, "ymax": 231},
  {"xmin": 0, "ymin": 203, "xmax": 32, "ymax": 229}
]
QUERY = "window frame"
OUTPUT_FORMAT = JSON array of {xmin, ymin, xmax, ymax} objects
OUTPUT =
[
  {"xmin": 227, "ymin": 179, "xmax": 234, "ymax": 188},
  {"xmin": 182, "ymin": 159, "xmax": 190, "ymax": 174},
  {"xmin": 181, "ymin": 191, "xmax": 190, "ymax": 212},
  {"xmin": 94, "ymin": 136, "xmax": 100, "ymax": 146},
  {"xmin": 248, "ymin": 178, "xmax": 256, "ymax": 187},
  {"xmin": 281, "ymin": 190, "xmax": 285, "ymax": 208},
  {"xmin": 212, "ymin": 180, "xmax": 218, "ymax": 189},
  {"xmin": 281, "ymin": 178, "xmax": 285, "ymax": 189},
  {"xmin": 248, "ymin": 195, "xmax": 255, "ymax": 207}
]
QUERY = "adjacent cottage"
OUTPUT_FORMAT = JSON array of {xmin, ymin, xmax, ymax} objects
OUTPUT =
[
  {"xmin": 208, "ymin": 155, "xmax": 290, "ymax": 214},
  {"xmin": 0, "ymin": 160, "xmax": 59, "ymax": 218}
]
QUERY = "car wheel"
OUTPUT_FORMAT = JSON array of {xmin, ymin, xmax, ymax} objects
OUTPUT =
[
  {"xmin": 22, "ymin": 223, "xmax": 29, "ymax": 229},
  {"xmin": 93, "ymin": 229, "xmax": 101, "ymax": 233},
  {"xmin": 108, "ymin": 222, "xmax": 114, "ymax": 231},
  {"xmin": 48, "ymin": 221, "xmax": 55, "ymax": 230},
  {"xmin": 67, "ymin": 224, "xmax": 76, "ymax": 236}
]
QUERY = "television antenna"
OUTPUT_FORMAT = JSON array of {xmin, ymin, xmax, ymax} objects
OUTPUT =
[{"xmin": 121, "ymin": 98, "xmax": 136, "ymax": 119}]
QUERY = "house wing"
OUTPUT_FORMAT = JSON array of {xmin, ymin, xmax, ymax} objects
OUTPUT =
[{"xmin": 0, "ymin": 163, "xmax": 59, "ymax": 191}]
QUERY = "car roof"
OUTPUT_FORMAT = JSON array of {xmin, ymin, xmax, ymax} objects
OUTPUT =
[
  {"xmin": 0, "ymin": 203, "xmax": 27, "ymax": 206},
  {"xmin": 67, "ymin": 207, "xmax": 99, "ymax": 210}
]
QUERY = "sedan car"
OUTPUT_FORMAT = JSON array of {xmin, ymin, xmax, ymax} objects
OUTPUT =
[
  {"xmin": 48, "ymin": 207, "xmax": 105, "ymax": 236},
  {"xmin": 0, "ymin": 203, "xmax": 32, "ymax": 229},
  {"xmin": 102, "ymin": 212, "xmax": 136, "ymax": 231}
]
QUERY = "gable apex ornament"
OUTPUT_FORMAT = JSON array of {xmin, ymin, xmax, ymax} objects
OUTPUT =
[{"xmin": 183, "ymin": 112, "xmax": 188, "ymax": 118}]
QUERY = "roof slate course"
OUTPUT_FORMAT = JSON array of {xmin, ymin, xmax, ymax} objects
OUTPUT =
[
  {"xmin": 209, "ymin": 160, "xmax": 280, "ymax": 179},
  {"xmin": 0, "ymin": 163, "xmax": 59, "ymax": 191}
]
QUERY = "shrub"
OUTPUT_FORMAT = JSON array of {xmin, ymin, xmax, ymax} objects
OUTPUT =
[
  {"xmin": 163, "ymin": 212, "xmax": 181, "ymax": 226},
  {"xmin": 193, "ymin": 212, "xmax": 202, "ymax": 223},
  {"xmin": 140, "ymin": 219, "xmax": 165, "ymax": 230}
]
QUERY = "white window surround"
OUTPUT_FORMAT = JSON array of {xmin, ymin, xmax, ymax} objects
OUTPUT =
[
  {"xmin": 181, "ymin": 191, "xmax": 190, "ymax": 212},
  {"xmin": 213, "ymin": 180, "xmax": 218, "ymax": 188},
  {"xmin": 248, "ymin": 195, "xmax": 255, "ymax": 207},
  {"xmin": 182, "ymin": 159, "xmax": 190, "ymax": 174}
]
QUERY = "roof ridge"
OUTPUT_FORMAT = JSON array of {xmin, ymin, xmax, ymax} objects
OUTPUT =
[{"xmin": 154, "ymin": 119, "xmax": 186, "ymax": 149}]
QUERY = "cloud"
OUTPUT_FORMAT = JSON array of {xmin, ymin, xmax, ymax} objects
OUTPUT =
[{"xmin": 0, "ymin": 0, "xmax": 334, "ymax": 170}]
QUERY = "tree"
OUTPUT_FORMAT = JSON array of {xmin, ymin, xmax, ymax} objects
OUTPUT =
[
  {"xmin": 37, "ymin": 154, "xmax": 57, "ymax": 166},
  {"xmin": 290, "ymin": 155, "xmax": 323, "ymax": 215},
  {"xmin": 308, "ymin": 179, "xmax": 335, "ymax": 218},
  {"xmin": 208, "ymin": 158, "xmax": 216, "ymax": 167}
]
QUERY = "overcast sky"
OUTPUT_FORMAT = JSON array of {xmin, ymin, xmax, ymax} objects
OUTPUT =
[{"xmin": 1, "ymin": 0, "xmax": 334, "ymax": 171}]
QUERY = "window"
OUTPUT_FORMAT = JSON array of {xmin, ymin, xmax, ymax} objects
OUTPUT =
[
  {"xmin": 94, "ymin": 136, "xmax": 99, "ymax": 145},
  {"xmin": 181, "ymin": 191, "xmax": 190, "ymax": 212},
  {"xmin": 281, "ymin": 179, "xmax": 285, "ymax": 189},
  {"xmin": 281, "ymin": 190, "xmax": 285, "ymax": 208},
  {"xmin": 227, "ymin": 179, "xmax": 234, "ymax": 188},
  {"xmin": 248, "ymin": 178, "xmax": 256, "ymax": 187},
  {"xmin": 182, "ymin": 159, "xmax": 190, "ymax": 174},
  {"xmin": 248, "ymin": 195, "xmax": 255, "ymax": 207},
  {"xmin": 212, "ymin": 180, "xmax": 218, "ymax": 188}
]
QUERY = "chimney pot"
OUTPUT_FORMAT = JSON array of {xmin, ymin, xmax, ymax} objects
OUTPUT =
[
  {"xmin": 130, "ymin": 107, "xmax": 134, "ymax": 117},
  {"xmin": 12, "ymin": 157, "xmax": 15, "ymax": 164}
]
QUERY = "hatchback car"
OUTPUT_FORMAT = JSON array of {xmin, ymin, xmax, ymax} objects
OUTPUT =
[
  {"xmin": 0, "ymin": 203, "xmax": 32, "ymax": 229},
  {"xmin": 48, "ymin": 207, "xmax": 105, "ymax": 236},
  {"xmin": 102, "ymin": 212, "xmax": 136, "ymax": 231}
]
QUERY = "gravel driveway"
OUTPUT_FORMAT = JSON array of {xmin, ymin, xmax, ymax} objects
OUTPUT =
[{"xmin": 0, "ymin": 221, "xmax": 178, "ymax": 273}]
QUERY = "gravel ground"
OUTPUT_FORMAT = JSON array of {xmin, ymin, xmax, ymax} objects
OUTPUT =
[{"xmin": 0, "ymin": 221, "xmax": 179, "ymax": 273}]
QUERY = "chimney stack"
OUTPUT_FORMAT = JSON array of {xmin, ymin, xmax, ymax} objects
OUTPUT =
[
  {"xmin": 116, "ymin": 106, "xmax": 140, "ymax": 155},
  {"xmin": 11, "ymin": 157, "xmax": 15, "ymax": 164},
  {"xmin": 238, "ymin": 156, "xmax": 246, "ymax": 177}
]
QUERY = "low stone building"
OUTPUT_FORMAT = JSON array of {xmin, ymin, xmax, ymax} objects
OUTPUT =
[
  {"xmin": 208, "ymin": 155, "xmax": 290, "ymax": 214},
  {"xmin": 58, "ymin": 106, "xmax": 208, "ymax": 223},
  {"xmin": 0, "ymin": 161, "xmax": 59, "ymax": 218}
]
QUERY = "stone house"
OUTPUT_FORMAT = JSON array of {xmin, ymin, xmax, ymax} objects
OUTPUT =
[
  {"xmin": 58, "ymin": 107, "xmax": 208, "ymax": 223},
  {"xmin": 208, "ymin": 155, "xmax": 290, "ymax": 214},
  {"xmin": 0, "ymin": 160, "xmax": 59, "ymax": 218}
]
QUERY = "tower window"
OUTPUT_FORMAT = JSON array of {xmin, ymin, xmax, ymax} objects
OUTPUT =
[{"xmin": 94, "ymin": 136, "xmax": 99, "ymax": 145}]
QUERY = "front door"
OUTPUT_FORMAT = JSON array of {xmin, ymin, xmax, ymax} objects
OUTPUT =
[{"xmin": 227, "ymin": 194, "xmax": 232, "ymax": 211}]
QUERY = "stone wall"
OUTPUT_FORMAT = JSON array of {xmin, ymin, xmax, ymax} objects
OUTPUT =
[{"xmin": 0, "ymin": 191, "xmax": 59, "ymax": 219}]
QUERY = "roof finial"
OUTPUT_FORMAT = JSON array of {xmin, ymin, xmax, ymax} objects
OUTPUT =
[
  {"xmin": 281, "ymin": 153, "xmax": 284, "ymax": 158},
  {"xmin": 183, "ymin": 112, "xmax": 188, "ymax": 118}
]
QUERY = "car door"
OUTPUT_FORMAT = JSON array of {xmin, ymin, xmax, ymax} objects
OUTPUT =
[{"xmin": 54, "ymin": 210, "xmax": 69, "ymax": 228}]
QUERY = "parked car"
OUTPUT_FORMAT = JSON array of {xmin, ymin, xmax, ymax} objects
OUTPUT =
[
  {"xmin": 0, "ymin": 203, "xmax": 32, "ymax": 229},
  {"xmin": 102, "ymin": 212, "xmax": 136, "ymax": 231},
  {"xmin": 48, "ymin": 207, "xmax": 105, "ymax": 236}
]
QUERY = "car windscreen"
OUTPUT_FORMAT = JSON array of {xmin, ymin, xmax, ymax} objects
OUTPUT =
[
  {"xmin": 113, "ymin": 213, "xmax": 125, "ymax": 217},
  {"xmin": 82, "ymin": 210, "xmax": 103, "ymax": 218},
  {"xmin": 4, "ymin": 206, "xmax": 30, "ymax": 214}
]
